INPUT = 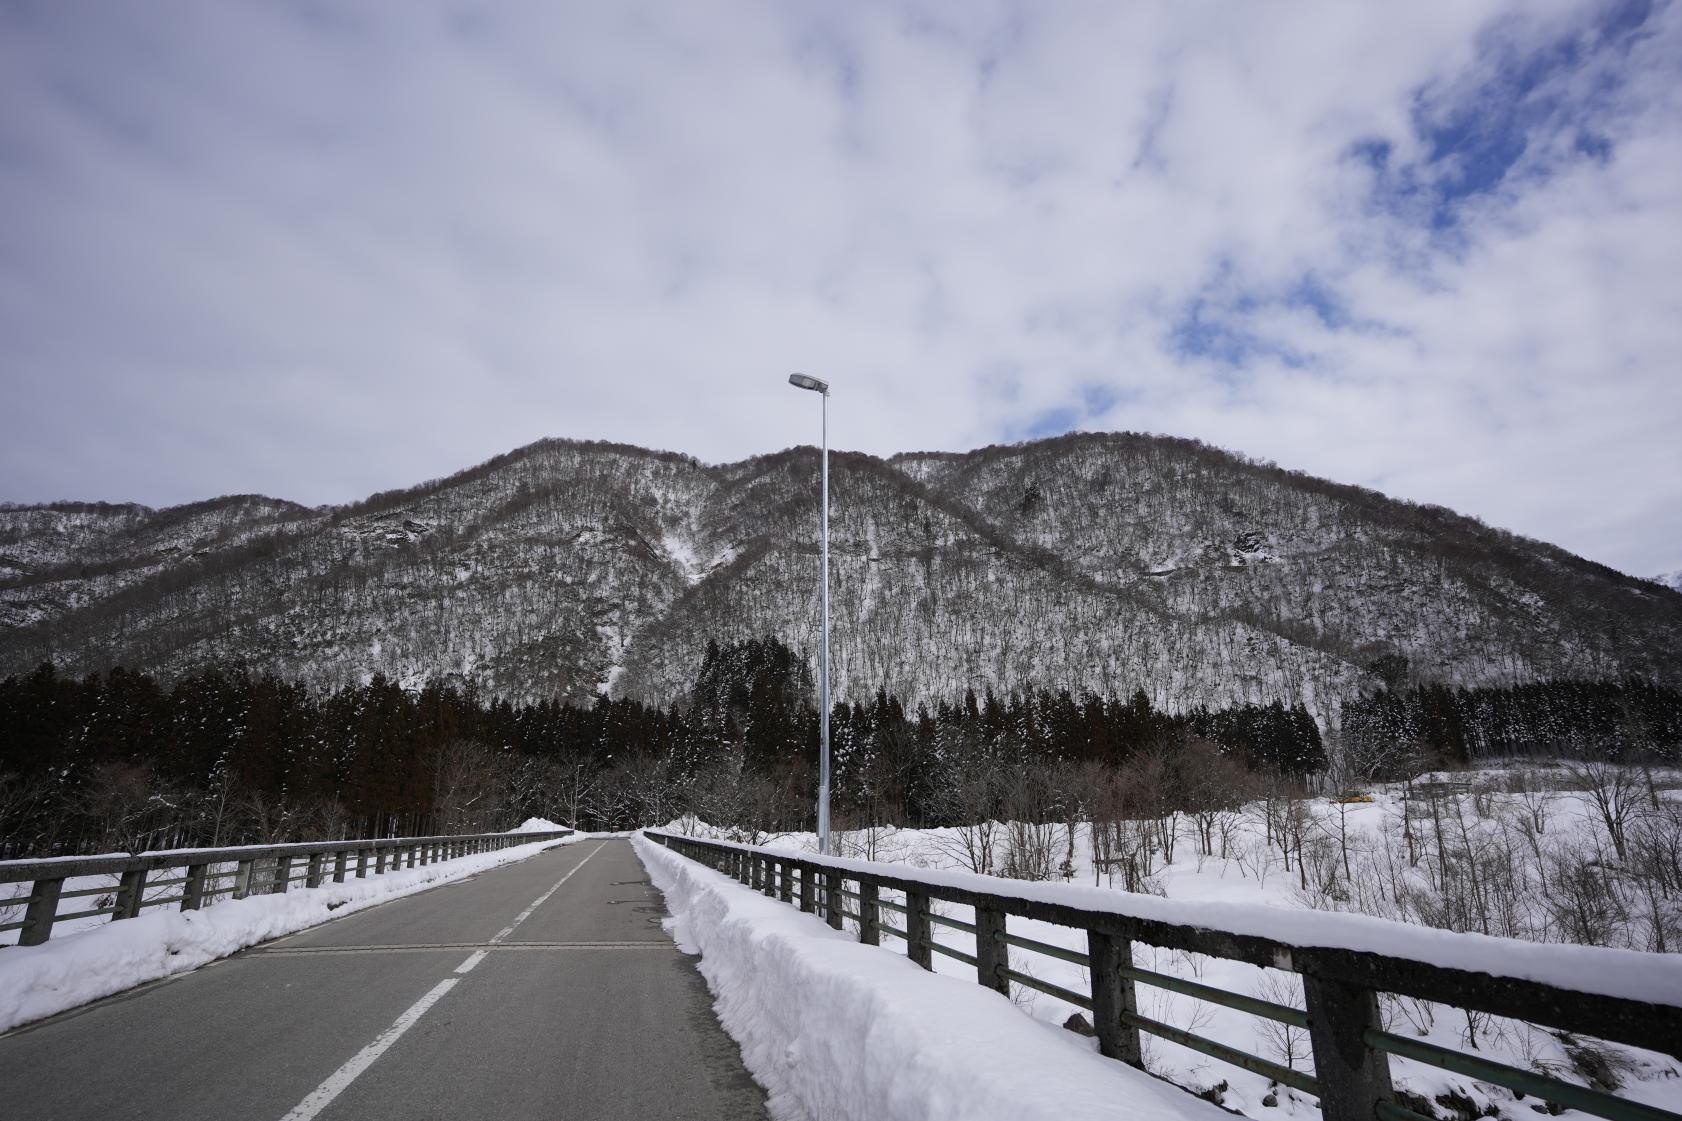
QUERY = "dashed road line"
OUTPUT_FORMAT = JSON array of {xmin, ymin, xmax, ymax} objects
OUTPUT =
[
  {"xmin": 273, "ymin": 841, "xmax": 609, "ymax": 1121},
  {"xmin": 487, "ymin": 841, "xmax": 606, "ymax": 944},
  {"xmin": 278, "ymin": 977, "xmax": 459, "ymax": 1121}
]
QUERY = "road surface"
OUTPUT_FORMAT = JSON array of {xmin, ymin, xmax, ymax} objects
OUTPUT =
[{"xmin": 0, "ymin": 838, "xmax": 768, "ymax": 1120}]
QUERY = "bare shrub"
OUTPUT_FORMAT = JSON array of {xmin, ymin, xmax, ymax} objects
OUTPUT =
[
  {"xmin": 1255, "ymin": 972, "xmax": 1311, "ymax": 1072},
  {"xmin": 1564, "ymin": 759, "xmax": 1644, "ymax": 861}
]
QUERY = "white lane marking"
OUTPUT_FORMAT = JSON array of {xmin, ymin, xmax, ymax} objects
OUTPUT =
[
  {"xmin": 488, "ymin": 842, "xmax": 605, "ymax": 944},
  {"xmin": 278, "ymin": 977, "xmax": 459, "ymax": 1121},
  {"xmin": 276, "ymin": 842, "xmax": 608, "ymax": 1120}
]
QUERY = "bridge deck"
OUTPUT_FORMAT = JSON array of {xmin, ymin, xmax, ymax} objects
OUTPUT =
[{"xmin": 0, "ymin": 839, "xmax": 769, "ymax": 1120}]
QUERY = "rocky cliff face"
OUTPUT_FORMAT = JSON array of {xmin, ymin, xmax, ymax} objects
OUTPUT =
[{"xmin": 4, "ymin": 433, "xmax": 1678, "ymax": 723}]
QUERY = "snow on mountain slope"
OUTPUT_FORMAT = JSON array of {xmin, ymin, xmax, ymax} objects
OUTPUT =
[{"xmin": 2, "ymin": 434, "xmax": 1677, "ymax": 713}]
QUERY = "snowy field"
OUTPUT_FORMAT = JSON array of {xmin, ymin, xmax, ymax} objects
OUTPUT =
[
  {"xmin": 0, "ymin": 822, "xmax": 580, "ymax": 1033},
  {"xmin": 659, "ymin": 767, "xmax": 1682, "ymax": 1121}
]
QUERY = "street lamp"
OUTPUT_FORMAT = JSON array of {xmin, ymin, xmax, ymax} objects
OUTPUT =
[{"xmin": 787, "ymin": 372, "xmax": 832, "ymax": 855}]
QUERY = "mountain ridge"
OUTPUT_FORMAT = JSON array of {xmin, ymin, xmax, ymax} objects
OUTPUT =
[{"xmin": 3, "ymin": 432, "xmax": 1678, "ymax": 724}]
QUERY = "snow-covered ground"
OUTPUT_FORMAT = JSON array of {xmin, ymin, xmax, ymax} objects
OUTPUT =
[
  {"xmin": 0, "ymin": 828, "xmax": 582, "ymax": 1033},
  {"xmin": 638, "ymin": 832, "xmax": 1243, "ymax": 1121},
  {"xmin": 658, "ymin": 768, "xmax": 1682, "ymax": 1121}
]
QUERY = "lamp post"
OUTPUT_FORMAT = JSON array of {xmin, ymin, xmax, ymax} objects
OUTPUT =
[{"xmin": 787, "ymin": 372, "xmax": 831, "ymax": 855}]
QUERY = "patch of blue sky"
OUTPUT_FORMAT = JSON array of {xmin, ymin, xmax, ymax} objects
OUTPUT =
[
  {"xmin": 1017, "ymin": 405, "xmax": 1080, "ymax": 440},
  {"xmin": 1007, "ymin": 384, "xmax": 1133, "ymax": 442},
  {"xmin": 1285, "ymin": 274, "xmax": 1347, "ymax": 330},
  {"xmin": 1167, "ymin": 292, "xmax": 1314, "ymax": 373},
  {"xmin": 1356, "ymin": 0, "xmax": 1657, "ymax": 232}
]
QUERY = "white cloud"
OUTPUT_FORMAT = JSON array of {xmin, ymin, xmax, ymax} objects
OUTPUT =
[{"xmin": 0, "ymin": 0, "xmax": 1676, "ymax": 574}]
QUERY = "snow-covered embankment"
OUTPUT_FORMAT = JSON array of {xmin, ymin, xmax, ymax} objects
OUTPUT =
[{"xmin": 634, "ymin": 832, "xmax": 1236, "ymax": 1121}]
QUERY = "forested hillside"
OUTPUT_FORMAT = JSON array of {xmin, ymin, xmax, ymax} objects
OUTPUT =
[{"xmin": 3, "ymin": 433, "xmax": 1678, "ymax": 722}]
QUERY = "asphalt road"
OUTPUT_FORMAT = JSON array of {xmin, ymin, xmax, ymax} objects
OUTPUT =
[{"xmin": 0, "ymin": 838, "xmax": 769, "ymax": 1121}]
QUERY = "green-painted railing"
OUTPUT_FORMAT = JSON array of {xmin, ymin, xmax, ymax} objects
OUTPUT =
[
  {"xmin": 1, "ymin": 829, "xmax": 574, "ymax": 947},
  {"xmin": 647, "ymin": 830, "xmax": 1681, "ymax": 1121}
]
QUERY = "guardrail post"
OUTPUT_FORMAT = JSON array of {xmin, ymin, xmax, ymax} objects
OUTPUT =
[
  {"xmin": 355, "ymin": 848, "xmax": 369, "ymax": 879},
  {"xmin": 975, "ymin": 905, "xmax": 1010, "ymax": 997},
  {"xmin": 906, "ymin": 889, "xmax": 932, "ymax": 970},
  {"xmin": 332, "ymin": 850, "xmax": 347, "ymax": 883},
  {"xmin": 762, "ymin": 857, "xmax": 776, "ymax": 897},
  {"xmin": 114, "ymin": 867, "xmax": 147, "ymax": 919},
  {"xmin": 1302, "ymin": 972, "xmax": 1393, "ymax": 1121},
  {"xmin": 859, "ymin": 881, "xmax": 880, "ymax": 945},
  {"xmin": 825, "ymin": 871, "xmax": 844, "ymax": 930},
  {"xmin": 306, "ymin": 853, "xmax": 325, "ymax": 888},
  {"xmin": 182, "ymin": 863, "xmax": 209, "ymax": 911},
  {"xmin": 375, "ymin": 847, "xmax": 388, "ymax": 875},
  {"xmin": 21, "ymin": 876, "xmax": 64, "ymax": 946},
  {"xmin": 779, "ymin": 860, "xmax": 793, "ymax": 904},
  {"xmin": 273, "ymin": 856, "xmax": 293, "ymax": 894},
  {"xmin": 1089, "ymin": 930, "xmax": 1143, "ymax": 1067},
  {"xmin": 233, "ymin": 858, "xmax": 256, "ymax": 899},
  {"xmin": 799, "ymin": 865, "xmax": 815, "ymax": 913}
]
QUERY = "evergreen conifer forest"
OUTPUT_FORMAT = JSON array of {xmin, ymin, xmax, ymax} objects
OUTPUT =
[{"xmin": 3, "ymin": 637, "xmax": 1677, "ymax": 857}]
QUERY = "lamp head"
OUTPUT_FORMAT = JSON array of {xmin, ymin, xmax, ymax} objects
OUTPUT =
[{"xmin": 788, "ymin": 373, "xmax": 829, "ymax": 395}]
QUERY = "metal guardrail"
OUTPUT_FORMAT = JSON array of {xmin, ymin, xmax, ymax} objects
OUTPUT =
[
  {"xmin": 0, "ymin": 829, "xmax": 574, "ymax": 947},
  {"xmin": 646, "ymin": 831, "xmax": 1682, "ymax": 1121}
]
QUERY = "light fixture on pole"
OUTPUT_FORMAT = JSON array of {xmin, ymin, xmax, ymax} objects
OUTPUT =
[{"xmin": 787, "ymin": 372, "xmax": 832, "ymax": 855}]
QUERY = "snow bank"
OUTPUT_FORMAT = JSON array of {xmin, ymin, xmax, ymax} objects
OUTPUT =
[
  {"xmin": 647, "ymin": 832, "xmax": 1682, "ymax": 1009},
  {"xmin": 634, "ymin": 833, "xmax": 1237, "ymax": 1121},
  {"xmin": 510, "ymin": 817, "xmax": 570, "ymax": 833},
  {"xmin": 0, "ymin": 833, "xmax": 581, "ymax": 1033}
]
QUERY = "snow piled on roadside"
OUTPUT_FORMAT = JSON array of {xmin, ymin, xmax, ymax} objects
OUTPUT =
[
  {"xmin": 635, "ymin": 833, "xmax": 1237, "ymax": 1121},
  {"xmin": 0, "ymin": 833, "xmax": 580, "ymax": 1033},
  {"xmin": 511, "ymin": 816, "xmax": 570, "ymax": 832},
  {"xmin": 655, "ymin": 829, "xmax": 1682, "ymax": 1008}
]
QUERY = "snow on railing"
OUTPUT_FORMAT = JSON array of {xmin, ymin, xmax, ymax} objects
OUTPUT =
[
  {"xmin": 646, "ymin": 831, "xmax": 1681, "ymax": 1121},
  {"xmin": 0, "ymin": 829, "xmax": 574, "ymax": 947}
]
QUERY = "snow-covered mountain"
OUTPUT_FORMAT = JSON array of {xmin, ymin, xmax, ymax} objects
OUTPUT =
[
  {"xmin": 1655, "ymin": 569, "xmax": 1682, "ymax": 594},
  {"xmin": 3, "ymin": 433, "xmax": 1678, "ymax": 722}
]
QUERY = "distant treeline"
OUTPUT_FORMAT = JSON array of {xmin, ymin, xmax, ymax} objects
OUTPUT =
[
  {"xmin": 0, "ymin": 639, "xmax": 1323, "ymax": 854},
  {"xmin": 7, "ymin": 641, "xmax": 1674, "ymax": 856},
  {"xmin": 1341, "ymin": 677, "xmax": 1682, "ymax": 774}
]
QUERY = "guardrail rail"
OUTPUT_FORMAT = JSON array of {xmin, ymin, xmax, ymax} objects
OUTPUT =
[
  {"xmin": 1, "ymin": 829, "xmax": 574, "ymax": 947},
  {"xmin": 646, "ymin": 831, "xmax": 1681, "ymax": 1121}
]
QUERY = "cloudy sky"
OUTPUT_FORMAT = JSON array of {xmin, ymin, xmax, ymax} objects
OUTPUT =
[{"xmin": 2, "ymin": 2, "xmax": 1678, "ymax": 576}]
